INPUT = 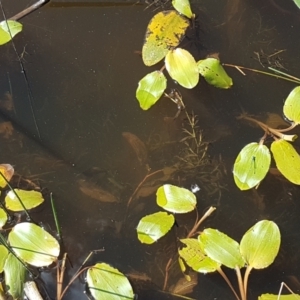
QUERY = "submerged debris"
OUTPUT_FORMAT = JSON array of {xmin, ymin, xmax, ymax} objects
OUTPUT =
[{"xmin": 77, "ymin": 179, "xmax": 119, "ymax": 203}]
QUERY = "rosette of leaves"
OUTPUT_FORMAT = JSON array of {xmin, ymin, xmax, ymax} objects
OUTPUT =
[
  {"xmin": 234, "ymin": 86, "xmax": 300, "ymax": 189},
  {"xmin": 136, "ymin": 184, "xmax": 196, "ymax": 244}
]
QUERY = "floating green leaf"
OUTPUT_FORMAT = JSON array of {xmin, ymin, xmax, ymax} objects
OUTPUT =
[
  {"xmin": 156, "ymin": 184, "xmax": 196, "ymax": 213},
  {"xmin": 240, "ymin": 220, "xmax": 280, "ymax": 269},
  {"xmin": 165, "ymin": 48, "xmax": 199, "ymax": 89},
  {"xmin": 259, "ymin": 294, "xmax": 300, "ymax": 300},
  {"xmin": 172, "ymin": 0, "xmax": 193, "ymax": 18},
  {"xmin": 87, "ymin": 262, "xmax": 134, "ymax": 300},
  {"xmin": 5, "ymin": 189, "xmax": 44, "ymax": 211},
  {"xmin": 137, "ymin": 211, "xmax": 174, "ymax": 244},
  {"xmin": 0, "ymin": 208, "xmax": 7, "ymax": 229},
  {"xmin": 199, "ymin": 228, "xmax": 245, "ymax": 269},
  {"xmin": 4, "ymin": 253, "xmax": 26, "ymax": 299},
  {"xmin": 283, "ymin": 86, "xmax": 300, "ymax": 124},
  {"xmin": 0, "ymin": 20, "xmax": 23, "ymax": 45},
  {"xmin": 142, "ymin": 11, "xmax": 190, "ymax": 66},
  {"xmin": 136, "ymin": 71, "xmax": 167, "ymax": 110},
  {"xmin": 179, "ymin": 238, "xmax": 220, "ymax": 273},
  {"xmin": 0, "ymin": 164, "xmax": 14, "ymax": 188},
  {"xmin": 8, "ymin": 222, "xmax": 60, "ymax": 267},
  {"xmin": 271, "ymin": 139, "xmax": 300, "ymax": 184},
  {"xmin": 293, "ymin": 0, "xmax": 300, "ymax": 9},
  {"xmin": 0, "ymin": 245, "xmax": 8, "ymax": 272},
  {"xmin": 197, "ymin": 58, "xmax": 233, "ymax": 89},
  {"xmin": 233, "ymin": 142, "xmax": 271, "ymax": 190}
]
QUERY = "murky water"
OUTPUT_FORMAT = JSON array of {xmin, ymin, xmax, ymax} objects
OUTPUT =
[{"xmin": 1, "ymin": 0, "xmax": 300, "ymax": 299}]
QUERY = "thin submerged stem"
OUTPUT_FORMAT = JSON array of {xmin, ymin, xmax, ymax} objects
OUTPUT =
[
  {"xmin": 217, "ymin": 267, "xmax": 241, "ymax": 300},
  {"xmin": 223, "ymin": 63, "xmax": 300, "ymax": 85},
  {"xmin": 243, "ymin": 266, "xmax": 252, "ymax": 297},
  {"xmin": 235, "ymin": 267, "xmax": 246, "ymax": 300}
]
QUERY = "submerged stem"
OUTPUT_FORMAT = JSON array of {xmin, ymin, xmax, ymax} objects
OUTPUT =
[
  {"xmin": 217, "ymin": 267, "xmax": 241, "ymax": 300},
  {"xmin": 224, "ymin": 63, "xmax": 300, "ymax": 84},
  {"xmin": 236, "ymin": 267, "xmax": 246, "ymax": 300},
  {"xmin": 243, "ymin": 266, "xmax": 252, "ymax": 297}
]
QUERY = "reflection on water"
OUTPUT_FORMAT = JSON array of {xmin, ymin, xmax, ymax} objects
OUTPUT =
[{"xmin": 1, "ymin": 0, "xmax": 300, "ymax": 299}]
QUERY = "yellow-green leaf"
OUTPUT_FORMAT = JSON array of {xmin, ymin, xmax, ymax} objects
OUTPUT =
[
  {"xmin": 136, "ymin": 71, "xmax": 167, "ymax": 110},
  {"xmin": 142, "ymin": 10, "xmax": 190, "ymax": 66},
  {"xmin": 0, "ymin": 20, "xmax": 22, "ymax": 45},
  {"xmin": 283, "ymin": 86, "xmax": 300, "ymax": 124},
  {"xmin": 197, "ymin": 58, "xmax": 233, "ymax": 89},
  {"xmin": 4, "ymin": 253, "xmax": 26, "ymax": 299},
  {"xmin": 233, "ymin": 142, "xmax": 271, "ymax": 190},
  {"xmin": 156, "ymin": 184, "xmax": 196, "ymax": 213},
  {"xmin": 259, "ymin": 294, "xmax": 300, "ymax": 300},
  {"xmin": 5, "ymin": 189, "xmax": 44, "ymax": 211},
  {"xmin": 0, "ymin": 245, "xmax": 8, "ymax": 272},
  {"xmin": 137, "ymin": 211, "xmax": 174, "ymax": 244},
  {"xmin": 179, "ymin": 238, "xmax": 220, "ymax": 273},
  {"xmin": 0, "ymin": 164, "xmax": 14, "ymax": 188},
  {"xmin": 271, "ymin": 139, "xmax": 300, "ymax": 184},
  {"xmin": 87, "ymin": 263, "xmax": 134, "ymax": 300},
  {"xmin": 0, "ymin": 208, "xmax": 7, "ymax": 229},
  {"xmin": 165, "ymin": 48, "xmax": 199, "ymax": 89},
  {"xmin": 172, "ymin": 0, "xmax": 193, "ymax": 18},
  {"xmin": 8, "ymin": 222, "xmax": 60, "ymax": 267},
  {"xmin": 199, "ymin": 228, "xmax": 245, "ymax": 269},
  {"xmin": 240, "ymin": 220, "xmax": 280, "ymax": 269}
]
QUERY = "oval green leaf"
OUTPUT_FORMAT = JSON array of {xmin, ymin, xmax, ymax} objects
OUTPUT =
[
  {"xmin": 165, "ymin": 48, "xmax": 199, "ymax": 89},
  {"xmin": 197, "ymin": 58, "xmax": 233, "ymax": 89},
  {"xmin": 0, "ymin": 164, "xmax": 14, "ymax": 188},
  {"xmin": 156, "ymin": 184, "xmax": 196, "ymax": 213},
  {"xmin": 271, "ymin": 139, "xmax": 300, "ymax": 184},
  {"xmin": 136, "ymin": 71, "xmax": 167, "ymax": 110},
  {"xmin": 240, "ymin": 220, "xmax": 280, "ymax": 269},
  {"xmin": 137, "ymin": 211, "xmax": 175, "ymax": 244},
  {"xmin": 179, "ymin": 238, "xmax": 220, "ymax": 273},
  {"xmin": 233, "ymin": 142, "xmax": 271, "ymax": 190},
  {"xmin": 283, "ymin": 86, "xmax": 300, "ymax": 124},
  {"xmin": 142, "ymin": 11, "xmax": 190, "ymax": 66},
  {"xmin": 0, "ymin": 20, "xmax": 23, "ymax": 45},
  {"xmin": 0, "ymin": 245, "xmax": 8, "ymax": 272},
  {"xmin": 0, "ymin": 208, "xmax": 7, "ymax": 229},
  {"xmin": 8, "ymin": 222, "xmax": 60, "ymax": 267},
  {"xmin": 4, "ymin": 253, "xmax": 26, "ymax": 299},
  {"xmin": 5, "ymin": 189, "xmax": 44, "ymax": 211},
  {"xmin": 87, "ymin": 262, "xmax": 134, "ymax": 300},
  {"xmin": 172, "ymin": 0, "xmax": 193, "ymax": 18},
  {"xmin": 199, "ymin": 228, "xmax": 245, "ymax": 269}
]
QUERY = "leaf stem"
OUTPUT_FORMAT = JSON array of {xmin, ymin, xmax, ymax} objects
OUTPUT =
[
  {"xmin": 235, "ymin": 267, "xmax": 246, "ymax": 300},
  {"xmin": 243, "ymin": 266, "xmax": 252, "ymax": 297},
  {"xmin": 217, "ymin": 267, "xmax": 241, "ymax": 300}
]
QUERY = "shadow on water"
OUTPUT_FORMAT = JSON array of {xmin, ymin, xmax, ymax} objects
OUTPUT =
[{"xmin": 1, "ymin": 0, "xmax": 300, "ymax": 299}]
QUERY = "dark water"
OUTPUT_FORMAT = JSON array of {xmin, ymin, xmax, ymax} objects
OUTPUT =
[{"xmin": 1, "ymin": 0, "xmax": 300, "ymax": 299}]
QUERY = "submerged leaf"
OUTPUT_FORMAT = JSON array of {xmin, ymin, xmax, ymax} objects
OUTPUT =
[
  {"xmin": 283, "ymin": 86, "xmax": 300, "ymax": 124},
  {"xmin": 5, "ymin": 189, "xmax": 44, "ymax": 211},
  {"xmin": 199, "ymin": 228, "xmax": 245, "ymax": 269},
  {"xmin": 240, "ymin": 220, "xmax": 280, "ymax": 269},
  {"xmin": 165, "ymin": 48, "xmax": 199, "ymax": 89},
  {"xmin": 136, "ymin": 71, "xmax": 167, "ymax": 110},
  {"xmin": 172, "ymin": 0, "xmax": 193, "ymax": 18},
  {"xmin": 0, "ymin": 164, "xmax": 14, "ymax": 188},
  {"xmin": 4, "ymin": 253, "xmax": 26, "ymax": 299},
  {"xmin": 233, "ymin": 142, "xmax": 271, "ymax": 190},
  {"xmin": 179, "ymin": 238, "xmax": 220, "ymax": 273},
  {"xmin": 156, "ymin": 184, "xmax": 197, "ymax": 213},
  {"xmin": 197, "ymin": 58, "xmax": 233, "ymax": 88},
  {"xmin": 271, "ymin": 139, "xmax": 300, "ymax": 184},
  {"xmin": 8, "ymin": 222, "xmax": 60, "ymax": 267},
  {"xmin": 0, "ymin": 20, "xmax": 23, "ymax": 45},
  {"xmin": 87, "ymin": 263, "xmax": 134, "ymax": 300},
  {"xmin": 142, "ymin": 11, "xmax": 189, "ymax": 66},
  {"xmin": 137, "ymin": 211, "xmax": 174, "ymax": 244}
]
